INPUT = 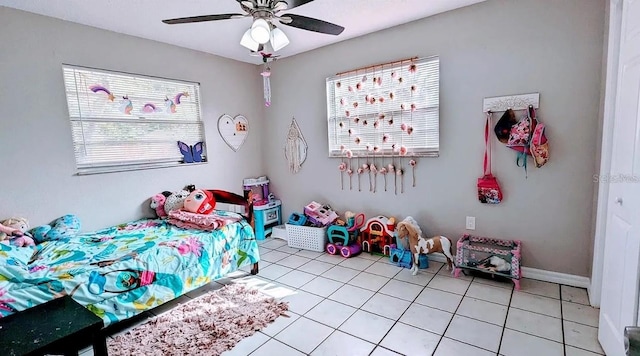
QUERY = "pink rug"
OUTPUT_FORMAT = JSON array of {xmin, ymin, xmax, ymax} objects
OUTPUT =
[{"xmin": 107, "ymin": 283, "xmax": 289, "ymax": 356}]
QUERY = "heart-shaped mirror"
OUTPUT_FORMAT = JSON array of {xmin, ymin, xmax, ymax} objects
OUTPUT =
[{"xmin": 218, "ymin": 114, "xmax": 249, "ymax": 152}]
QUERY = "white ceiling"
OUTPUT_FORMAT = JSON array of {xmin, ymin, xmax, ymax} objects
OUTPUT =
[{"xmin": 0, "ymin": 0, "xmax": 485, "ymax": 65}]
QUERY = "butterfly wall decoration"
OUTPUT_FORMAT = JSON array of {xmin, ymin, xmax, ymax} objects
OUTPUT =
[{"xmin": 177, "ymin": 141, "xmax": 205, "ymax": 163}]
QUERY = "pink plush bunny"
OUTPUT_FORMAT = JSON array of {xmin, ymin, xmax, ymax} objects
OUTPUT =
[{"xmin": 150, "ymin": 192, "xmax": 171, "ymax": 218}]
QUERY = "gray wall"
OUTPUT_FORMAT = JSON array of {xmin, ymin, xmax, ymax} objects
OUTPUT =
[
  {"xmin": 0, "ymin": 7, "xmax": 265, "ymax": 232},
  {"xmin": 263, "ymin": 0, "xmax": 605, "ymax": 276}
]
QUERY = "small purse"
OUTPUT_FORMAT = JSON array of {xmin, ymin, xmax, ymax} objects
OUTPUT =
[
  {"xmin": 478, "ymin": 112, "xmax": 503, "ymax": 204},
  {"xmin": 529, "ymin": 107, "xmax": 549, "ymax": 168}
]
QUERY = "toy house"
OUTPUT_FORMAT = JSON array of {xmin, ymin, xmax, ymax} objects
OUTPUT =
[{"xmin": 359, "ymin": 215, "xmax": 396, "ymax": 256}]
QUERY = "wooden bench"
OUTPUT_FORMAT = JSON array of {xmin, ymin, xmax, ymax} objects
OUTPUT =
[{"xmin": 0, "ymin": 295, "xmax": 107, "ymax": 356}]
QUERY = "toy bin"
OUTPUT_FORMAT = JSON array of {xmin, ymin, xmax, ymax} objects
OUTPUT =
[
  {"xmin": 285, "ymin": 224, "xmax": 327, "ymax": 252},
  {"xmin": 454, "ymin": 234, "xmax": 522, "ymax": 290}
]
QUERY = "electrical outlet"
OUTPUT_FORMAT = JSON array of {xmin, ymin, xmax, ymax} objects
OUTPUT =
[{"xmin": 466, "ymin": 216, "xmax": 476, "ymax": 230}]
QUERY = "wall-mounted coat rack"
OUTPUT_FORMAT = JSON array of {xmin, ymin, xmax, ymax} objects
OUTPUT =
[{"xmin": 483, "ymin": 93, "xmax": 539, "ymax": 113}]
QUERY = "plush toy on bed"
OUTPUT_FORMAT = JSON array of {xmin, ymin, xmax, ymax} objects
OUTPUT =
[
  {"xmin": 0, "ymin": 217, "xmax": 35, "ymax": 247},
  {"xmin": 150, "ymin": 191, "xmax": 172, "ymax": 218},
  {"xmin": 0, "ymin": 221, "xmax": 20, "ymax": 245},
  {"xmin": 31, "ymin": 214, "xmax": 81, "ymax": 243},
  {"xmin": 183, "ymin": 189, "xmax": 216, "ymax": 215},
  {"xmin": 163, "ymin": 184, "xmax": 196, "ymax": 214}
]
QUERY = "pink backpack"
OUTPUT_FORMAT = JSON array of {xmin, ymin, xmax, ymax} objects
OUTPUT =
[
  {"xmin": 529, "ymin": 118, "xmax": 549, "ymax": 168},
  {"xmin": 505, "ymin": 106, "xmax": 549, "ymax": 176}
]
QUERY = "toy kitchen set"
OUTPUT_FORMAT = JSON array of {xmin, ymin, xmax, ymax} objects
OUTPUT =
[{"xmin": 243, "ymin": 176, "xmax": 282, "ymax": 240}]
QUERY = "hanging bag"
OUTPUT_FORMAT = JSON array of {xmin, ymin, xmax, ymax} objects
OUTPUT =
[
  {"xmin": 528, "ymin": 107, "xmax": 549, "ymax": 167},
  {"xmin": 494, "ymin": 108, "xmax": 518, "ymax": 143},
  {"xmin": 478, "ymin": 112, "xmax": 503, "ymax": 204},
  {"xmin": 506, "ymin": 105, "xmax": 537, "ymax": 177}
]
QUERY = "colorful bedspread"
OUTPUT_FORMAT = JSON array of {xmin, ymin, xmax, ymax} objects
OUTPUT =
[{"xmin": 0, "ymin": 213, "xmax": 259, "ymax": 326}]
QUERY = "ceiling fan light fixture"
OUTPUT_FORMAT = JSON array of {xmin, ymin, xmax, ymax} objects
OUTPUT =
[
  {"xmin": 270, "ymin": 27, "xmax": 290, "ymax": 51},
  {"xmin": 250, "ymin": 18, "xmax": 271, "ymax": 44},
  {"xmin": 240, "ymin": 28, "xmax": 260, "ymax": 51}
]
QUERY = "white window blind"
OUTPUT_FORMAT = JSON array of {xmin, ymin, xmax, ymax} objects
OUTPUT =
[
  {"xmin": 326, "ymin": 56, "xmax": 439, "ymax": 157},
  {"xmin": 62, "ymin": 65, "xmax": 205, "ymax": 175}
]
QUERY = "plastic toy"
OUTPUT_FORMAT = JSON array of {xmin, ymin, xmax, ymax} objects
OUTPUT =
[
  {"xmin": 360, "ymin": 215, "xmax": 396, "ymax": 256},
  {"xmin": 454, "ymin": 234, "xmax": 522, "ymax": 290},
  {"xmin": 288, "ymin": 212, "xmax": 307, "ymax": 225},
  {"xmin": 243, "ymin": 176, "xmax": 271, "ymax": 206},
  {"xmin": 396, "ymin": 216, "xmax": 454, "ymax": 275},
  {"xmin": 390, "ymin": 245, "xmax": 429, "ymax": 269},
  {"xmin": 326, "ymin": 212, "xmax": 365, "ymax": 258},
  {"xmin": 304, "ymin": 201, "xmax": 338, "ymax": 227}
]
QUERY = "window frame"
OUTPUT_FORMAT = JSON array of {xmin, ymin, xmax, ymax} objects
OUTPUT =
[
  {"xmin": 326, "ymin": 56, "xmax": 440, "ymax": 158},
  {"xmin": 62, "ymin": 64, "xmax": 206, "ymax": 175}
]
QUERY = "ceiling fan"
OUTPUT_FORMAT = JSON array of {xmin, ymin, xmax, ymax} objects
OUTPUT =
[{"xmin": 162, "ymin": 0, "xmax": 345, "ymax": 53}]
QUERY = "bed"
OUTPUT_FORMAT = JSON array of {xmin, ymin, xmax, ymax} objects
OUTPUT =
[{"xmin": 0, "ymin": 206, "xmax": 260, "ymax": 327}]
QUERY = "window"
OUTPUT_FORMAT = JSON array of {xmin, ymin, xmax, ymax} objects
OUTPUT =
[
  {"xmin": 326, "ymin": 56, "xmax": 439, "ymax": 157},
  {"xmin": 62, "ymin": 65, "xmax": 205, "ymax": 175}
]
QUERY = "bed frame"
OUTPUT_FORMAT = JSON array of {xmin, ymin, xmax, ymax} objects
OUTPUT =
[{"xmin": 208, "ymin": 189, "xmax": 259, "ymax": 276}]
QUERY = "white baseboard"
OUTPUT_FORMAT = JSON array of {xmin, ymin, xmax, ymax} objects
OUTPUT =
[
  {"xmin": 427, "ymin": 253, "xmax": 590, "ymax": 289},
  {"xmin": 520, "ymin": 267, "xmax": 590, "ymax": 289}
]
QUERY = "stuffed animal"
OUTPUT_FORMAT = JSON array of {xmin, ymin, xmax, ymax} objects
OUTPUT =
[
  {"xmin": 0, "ymin": 223, "xmax": 16, "ymax": 245},
  {"xmin": 183, "ymin": 189, "xmax": 216, "ymax": 215},
  {"xmin": 31, "ymin": 214, "xmax": 81, "ymax": 243},
  {"xmin": 164, "ymin": 184, "xmax": 196, "ymax": 214},
  {"xmin": 150, "ymin": 191, "xmax": 172, "ymax": 218},
  {"xmin": 0, "ymin": 217, "xmax": 35, "ymax": 247},
  {"xmin": 484, "ymin": 256, "xmax": 511, "ymax": 273}
]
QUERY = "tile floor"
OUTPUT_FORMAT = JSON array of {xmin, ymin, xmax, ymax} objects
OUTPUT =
[{"xmin": 84, "ymin": 237, "xmax": 604, "ymax": 356}]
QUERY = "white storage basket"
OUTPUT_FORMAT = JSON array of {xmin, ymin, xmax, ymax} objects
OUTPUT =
[{"xmin": 286, "ymin": 224, "xmax": 327, "ymax": 252}]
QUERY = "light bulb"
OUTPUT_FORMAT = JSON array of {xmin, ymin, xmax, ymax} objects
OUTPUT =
[
  {"xmin": 240, "ymin": 28, "xmax": 259, "ymax": 51},
  {"xmin": 270, "ymin": 27, "xmax": 289, "ymax": 51},
  {"xmin": 250, "ymin": 18, "xmax": 271, "ymax": 44}
]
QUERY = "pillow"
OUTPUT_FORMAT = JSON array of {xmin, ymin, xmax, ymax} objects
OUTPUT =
[
  {"xmin": 183, "ymin": 189, "xmax": 216, "ymax": 215},
  {"xmin": 31, "ymin": 214, "xmax": 81, "ymax": 243}
]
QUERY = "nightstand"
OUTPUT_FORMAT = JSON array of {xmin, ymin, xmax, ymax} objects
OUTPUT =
[{"xmin": 253, "ymin": 200, "xmax": 282, "ymax": 240}]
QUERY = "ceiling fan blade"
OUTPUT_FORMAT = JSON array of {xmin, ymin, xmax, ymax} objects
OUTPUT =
[
  {"xmin": 279, "ymin": 14, "xmax": 344, "ymax": 35},
  {"xmin": 283, "ymin": 0, "xmax": 316, "ymax": 10},
  {"xmin": 162, "ymin": 14, "xmax": 244, "ymax": 25},
  {"xmin": 237, "ymin": 0, "xmax": 254, "ymax": 9}
]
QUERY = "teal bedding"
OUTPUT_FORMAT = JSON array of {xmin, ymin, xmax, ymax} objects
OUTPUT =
[{"xmin": 0, "ymin": 213, "xmax": 259, "ymax": 326}]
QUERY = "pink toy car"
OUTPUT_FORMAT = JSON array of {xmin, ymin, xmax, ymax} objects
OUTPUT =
[
  {"xmin": 304, "ymin": 201, "xmax": 338, "ymax": 226},
  {"xmin": 325, "ymin": 213, "xmax": 365, "ymax": 258}
]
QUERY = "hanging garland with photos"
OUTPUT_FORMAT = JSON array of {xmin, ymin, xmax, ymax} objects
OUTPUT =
[{"xmin": 328, "ymin": 56, "xmax": 440, "ymax": 194}]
